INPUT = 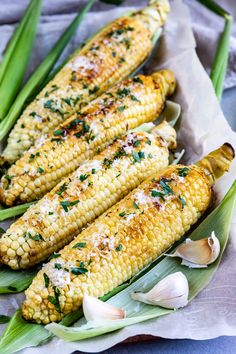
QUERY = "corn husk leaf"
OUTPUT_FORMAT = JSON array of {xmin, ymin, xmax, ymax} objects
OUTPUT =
[
  {"xmin": 0, "ymin": 265, "xmax": 38, "ymax": 294},
  {"xmin": 0, "ymin": 0, "xmax": 95, "ymax": 141},
  {"xmin": 197, "ymin": 0, "xmax": 232, "ymax": 100},
  {"xmin": 0, "ymin": 181, "xmax": 234, "ymax": 353},
  {"xmin": 0, "ymin": 0, "xmax": 36, "ymax": 83},
  {"xmin": 0, "ymin": 0, "xmax": 42, "ymax": 120},
  {"xmin": 46, "ymin": 180, "xmax": 236, "ymax": 341},
  {"xmin": 0, "ymin": 202, "xmax": 36, "ymax": 222}
]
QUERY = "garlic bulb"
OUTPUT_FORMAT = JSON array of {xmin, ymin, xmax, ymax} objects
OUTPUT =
[
  {"xmin": 168, "ymin": 231, "xmax": 220, "ymax": 268},
  {"xmin": 82, "ymin": 294, "xmax": 126, "ymax": 322},
  {"xmin": 131, "ymin": 272, "xmax": 189, "ymax": 309}
]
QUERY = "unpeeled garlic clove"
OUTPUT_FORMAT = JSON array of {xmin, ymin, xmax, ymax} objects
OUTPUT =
[
  {"xmin": 168, "ymin": 231, "xmax": 220, "ymax": 268},
  {"xmin": 82, "ymin": 294, "xmax": 126, "ymax": 322},
  {"xmin": 131, "ymin": 272, "xmax": 189, "ymax": 310}
]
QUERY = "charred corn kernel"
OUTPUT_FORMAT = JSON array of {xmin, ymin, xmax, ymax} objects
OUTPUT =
[
  {"xmin": 0, "ymin": 122, "xmax": 176, "ymax": 269},
  {"xmin": 2, "ymin": 0, "xmax": 170, "ymax": 164},
  {"xmin": 0, "ymin": 70, "xmax": 176, "ymax": 206},
  {"xmin": 21, "ymin": 144, "xmax": 234, "ymax": 324}
]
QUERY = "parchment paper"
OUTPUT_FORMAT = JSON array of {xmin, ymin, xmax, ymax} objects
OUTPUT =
[{"xmin": 0, "ymin": 1, "xmax": 236, "ymax": 352}]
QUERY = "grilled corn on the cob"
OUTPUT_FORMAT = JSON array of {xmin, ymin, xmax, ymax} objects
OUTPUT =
[
  {"xmin": 2, "ymin": 0, "xmax": 170, "ymax": 164},
  {"xmin": 22, "ymin": 143, "xmax": 234, "ymax": 324},
  {"xmin": 0, "ymin": 122, "xmax": 176, "ymax": 269},
  {"xmin": 0, "ymin": 70, "xmax": 176, "ymax": 206}
]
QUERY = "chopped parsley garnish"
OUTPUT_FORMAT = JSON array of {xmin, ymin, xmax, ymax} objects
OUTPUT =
[
  {"xmin": 37, "ymin": 167, "xmax": 44, "ymax": 174},
  {"xmin": 103, "ymin": 158, "xmax": 113, "ymax": 167},
  {"xmin": 130, "ymin": 95, "xmax": 140, "ymax": 102},
  {"xmin": 72, "ymin": 242, "xmax": 87, "ymax": 249},
  {"xmin": 91, "ymin": 168, "xmax": 96, "ymax": 174},
  {"xmin": 29, "ymin": 112, "xmax": 36, "ymax": 117},
  {"xmin": 54, "ymin": 263, "xmax": 62, "ymax": 270},
  {"xmin": 117, "ymin": 88, "xmax": 130, "ymax": 98},
  {"xmin": 71, "ymin": 266, "xmax": 88, "ymax": 275},
  {"xmin": 133, "ymin": 77, "xmax": 143, "ymax": 84},
  {"xmin": 48, "ymin": 211, "xmax": 54, "ymax": 215},
  {"xmin": 134, "ymin": 140, "xmax": 141, "ymax": 147},
  {"xmin": 88, "ymin": 86, "xmax": 99, "ymax": 95},
  {"xmin": 159, "ymin": 179, "xmax": 174, "ymax": 195},
  {"xmin": 118, "ymin": 105, "xmax": 126, "ymax": 112},
  {"xmin": 74, "ymin": 121, "xmax": 90, "ymax": 138},
  {"xmin": 79, "ymin": 174, "xmax": 89, "ymax": 182},
  {"xmin": 4, "ymin": 175, "xmax": 11, "ymax": 189},
  {"xmin": 43, "ymin": 273, "xmax": 49, "ymax": 288},
  {"xmin": 28, "ymin": 152, "xmax": 40, "ymax": 162},
  {"xmin": 132, "ymin": 151, "xmax": 145, "ymax": 163},
  {"xmin": 44, "ymin": 100, "xmax": 64, "ymax": 116},
  {"xmin": 53, "ymin": 129, "xmax": 63, "ymax": 136},
  {"xmin": 146, "ymin": 137, "xmax": 151, "ymax": 145},
  {"xmin": 56, "ymin": 183, "xmax": 68, "ymax": 196},
  {"xmin": 133, "ymin": 201, "xmax": 139, "ymax": 209},
  {"xmin": 177, "ymin": 167, "xmax": 189, "ymax": 177},
  {"xmin": 60, "ymin": 200, "xmax": 80, "ymax": 212},
  {"xmin": 119, "ymin": 211, "xmax": 126, "ymax": 217},
  {"xmin": 151, "ymin": 178, "xmax": 174, "ymax": 200},
  {"xmin": 178, "ymin": 195, "xmax": 186, "ymax": 207},
  {"xmin": 48, "ymin": 286, "xmax": 61, "ymax": 312},
  {"xmin": 49, "ymin": 253, "xmax": 61, "ymax": 260},
  {"xmin": 115, "ymin": 244, "xmax": 123, "ymax": 252},
  {"xmin": 151, "ymin": 190, "xmax": 166, "ymax": 199},
  {"xmin": 26, "ymin": 232, "xmax": 44, "ymax": 241}
]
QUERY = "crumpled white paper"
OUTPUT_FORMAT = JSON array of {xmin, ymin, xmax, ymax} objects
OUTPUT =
[{"xmin": 0, "ymin": 0, "xmax": 236, "ymax": 352}]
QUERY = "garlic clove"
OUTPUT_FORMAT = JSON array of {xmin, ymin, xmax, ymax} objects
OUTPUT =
[
  {"xmin": 82, "ymin": 294, "xmax": 126, "ymax": 322},
  {"xmin": 168, "ymin": 231, "xmax": 220, "ymax": 268},
  {"xmin": 132, "ymin": 272, "xmax": 189, "ymax": 310}
]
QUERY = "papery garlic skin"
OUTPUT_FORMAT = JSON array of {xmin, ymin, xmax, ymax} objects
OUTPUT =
[
  {"xmin": 131, "ymin": 272, "xmax": 189, "ymax": 310},
  {"xmin": 82, "ymin": 294, "xmax": 126, "ymax": 322},
  {"xmin": 169, "ymin": 231, "xmax": 220, "ymax": 268}
]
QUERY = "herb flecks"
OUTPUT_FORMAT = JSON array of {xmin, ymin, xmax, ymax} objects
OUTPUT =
[
  {"xmin": 151, "ymin": 178, "xmax": 174, "ymax": 201},
  {"xmin": 177, "ymin": 167, "xmax": 189, "ymax": 177},
  {"xmin": 43, "ymin": 273, "xmax": 50, "ymax": 288},
  {"xmin": 48, "ymin": 286, "xmax": 61, "ymax": 312},
  {"xmin": 72, "ymin": 242, "xmax": 87, "ymax": 249},
  {"xmin": 60, "ymin": 200, "xmax": 80, "ymax": 212}
]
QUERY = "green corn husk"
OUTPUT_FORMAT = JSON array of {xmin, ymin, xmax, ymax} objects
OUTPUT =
[
  {"xmin": 0, "ymin": 265, "xmax": 38, "ymax": 294},
  {"xmin": 0, "ymin": 0, "xmax": 95, "ymax": 141},
  {"xmin": 213, "ymin": 18, "xmax": 232, "ymax": 100},
  {"xmin": 0, "ymin": 181, "xmax": 235, "ymax": 353},
  {"xmin": 0, "ymin": 0, "xmax": 42, "ymax": 120},
  {"xmin": 0, "ymin": 315, "xmax": 11, "ymax": 324},
  {"xmin": 0, "ymin": 202, "xmax": 36, "ymax": 222},
  {"xmin": 0, "ymin": 0, "xmax": 36, "ymax": 84},
  {"xmin": 197, "ymin": 0, "xmax": 232, "ymax": 100}
]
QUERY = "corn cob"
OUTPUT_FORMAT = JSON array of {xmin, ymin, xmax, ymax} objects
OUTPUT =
[
  {"xmin": 2, "ymin": 0, "xmax": 170, "ymax": 164},
  {"xmin": 0, "ymin": 121, "xmax": 176, "ymax": 270},
  {"xmin": 21, "ymin": 143, "xmax": 234, "ymax": 324},
  {"xmin": 0, "ymin": 70, "xmax": 176, "ymax": 206}
]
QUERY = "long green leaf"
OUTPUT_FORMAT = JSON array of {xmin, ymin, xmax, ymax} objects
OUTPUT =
[
  {"xmin": 197, "ymin": 0, "xmax": 230, "ymax": 18},
  {"xmin": 213, "ymin": 18, "xmax": 232, "ymax": 99},
  {"xmin": 0, "ymin": 0, "xmax": 36, "ymax": 83},
  {"xmin": 0, "ymin": 181, "xmax": 235, "ymax": 353},
  {"xmin": 0, "ymin": 0, "xmax": 95, "ymax": 140},
  {"xmin": 0, "ymin": 202, "xmax": 35, "ymax": 222},
  {"xmin": 0, "ymin": 315, "xmax": 11, "ymax": 324},
  {"xmin": 47, "ymin": 181, "xmax": 236, "ymax": 341},
  {"xmin": 0, "ymin": 0, "xmax": 42, "ymax": 120},
  {"xmin": 0, "ymin": 265, "xmax": 38, "ymax": 294},
  {"xmin": 197, "ymin": 0, "xmax": 232, "ymax": 100}
]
